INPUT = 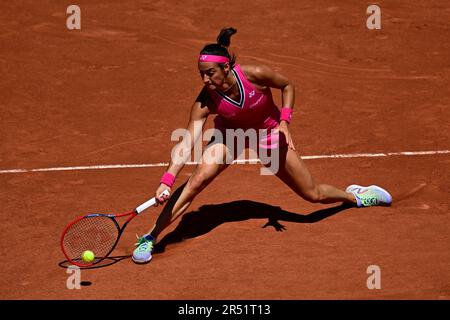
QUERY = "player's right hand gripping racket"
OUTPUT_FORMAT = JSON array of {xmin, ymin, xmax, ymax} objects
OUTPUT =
[{"xmin": 60, "ymin": 190, "xmax": 170, "ymax": 267}]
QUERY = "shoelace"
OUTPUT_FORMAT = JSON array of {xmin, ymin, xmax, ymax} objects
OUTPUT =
[{"xmin": 135, "ymin": 235, "xmax": 153, "ymax": 252}]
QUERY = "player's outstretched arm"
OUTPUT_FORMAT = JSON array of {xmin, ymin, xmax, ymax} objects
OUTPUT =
[{"xmin": 155, "ymin": 88, "xmax": 212, "ymax": 203}]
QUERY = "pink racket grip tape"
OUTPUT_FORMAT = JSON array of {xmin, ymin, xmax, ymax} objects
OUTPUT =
[{"xmin": 160, "ymin": 172, "xmax": 176, "ymax": 188}]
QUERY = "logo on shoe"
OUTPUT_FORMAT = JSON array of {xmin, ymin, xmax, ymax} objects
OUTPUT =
[{"xmin": 356, "ymin": 188, "xmax": 369, "ymax": 194}]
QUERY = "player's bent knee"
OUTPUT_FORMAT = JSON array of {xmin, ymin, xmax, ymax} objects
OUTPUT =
[{"xmin": 187, "ymin": 171, "xmax": 214, "ymax": 195}]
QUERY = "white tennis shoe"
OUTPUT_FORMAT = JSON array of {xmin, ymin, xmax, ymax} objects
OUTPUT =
[{"xmin": 346, "ymin": 185, "xmax": 392, "ymax": 207}]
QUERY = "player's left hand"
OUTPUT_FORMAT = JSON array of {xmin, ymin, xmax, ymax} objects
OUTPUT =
[{"xmin": 277, "ymin": 121, "xmax": 295, "ymax": 151}]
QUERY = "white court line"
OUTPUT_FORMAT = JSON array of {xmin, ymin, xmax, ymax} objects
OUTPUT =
[{"xmin": 0, "ymin": 150, "xmax": 448, "ymax": 174}]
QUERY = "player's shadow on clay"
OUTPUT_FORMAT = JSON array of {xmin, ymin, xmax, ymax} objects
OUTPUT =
[{"xmin": 153, "ymin": 200, "xmax": 352, "ymax": 254}]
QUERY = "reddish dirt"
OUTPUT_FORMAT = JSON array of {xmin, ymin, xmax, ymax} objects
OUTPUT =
[{"xmin": 1, "ymin": 1, "xmax": 449, "ymax": 299}]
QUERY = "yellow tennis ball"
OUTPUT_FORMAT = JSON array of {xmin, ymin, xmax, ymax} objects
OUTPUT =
[{"xmin": 81, "ymin": 250, "xmax": 95, "ymax": 263}]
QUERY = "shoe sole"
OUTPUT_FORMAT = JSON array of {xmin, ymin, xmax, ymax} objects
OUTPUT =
[{"xmin": 132, "ymin": 255, "xmax": 153, "ymax": 264}]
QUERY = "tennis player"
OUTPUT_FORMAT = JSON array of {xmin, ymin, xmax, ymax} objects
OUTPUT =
[{"xmin": 132, "ymin": 27, "xmax": 392, "ymax": 264}]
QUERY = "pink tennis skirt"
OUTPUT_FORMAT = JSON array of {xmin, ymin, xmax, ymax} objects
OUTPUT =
[{"xmin": 209, "ymin": 115, "xmax": 288, "ymax": 158}]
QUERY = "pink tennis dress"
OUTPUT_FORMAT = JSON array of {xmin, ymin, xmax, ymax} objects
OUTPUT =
[{"xmin": 206, "ymin": 64, "xmax": 287, "ymax": 151}]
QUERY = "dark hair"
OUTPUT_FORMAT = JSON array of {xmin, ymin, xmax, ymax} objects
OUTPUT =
[{"xmin": 200, "ymin": 27, "xmax": 237, "ymax": 68}]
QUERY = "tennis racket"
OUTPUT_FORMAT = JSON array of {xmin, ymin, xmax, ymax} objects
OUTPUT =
[{"xmin": 60, "ymin": 190, "xmax": 170, "ymax": 267}]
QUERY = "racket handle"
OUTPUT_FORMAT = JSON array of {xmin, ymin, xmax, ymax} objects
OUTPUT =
[{"xmin": 135, "ymin": 190, "xmax": 170, "ymax": 214}]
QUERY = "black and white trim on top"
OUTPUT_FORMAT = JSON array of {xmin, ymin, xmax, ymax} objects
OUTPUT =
[{"xmin": 215, "ymin": 68, "xmax": 245, "ymax": 109}]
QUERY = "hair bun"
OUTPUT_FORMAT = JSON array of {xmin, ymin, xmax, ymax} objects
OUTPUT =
[{"xmin": 217, "ymin": 27, "xmax": 237, "ymax": 48}]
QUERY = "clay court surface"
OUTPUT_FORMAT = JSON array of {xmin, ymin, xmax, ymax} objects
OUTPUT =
[{"xmin": 1, "ymin": 1, "xmax": 449, "ymax": 299}]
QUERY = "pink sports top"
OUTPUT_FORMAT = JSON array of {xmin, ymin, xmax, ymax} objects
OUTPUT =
[{"xmin": 207, "ymin": 64, "xmax": 281, "ymax": 131}]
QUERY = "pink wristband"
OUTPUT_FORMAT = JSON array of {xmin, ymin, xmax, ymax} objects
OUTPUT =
[
  {"xmin": 280, "ymin": 107, "xmax": 293, "ymax": 123},
  {"xmin": 160, "ymin": 172, "xmax": 176, "ymax": 188}
]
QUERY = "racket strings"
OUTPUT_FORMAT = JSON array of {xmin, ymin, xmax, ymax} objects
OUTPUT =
[{"xmin": 63, "ymin": 216, "xmax": 119, "ymax": 265}]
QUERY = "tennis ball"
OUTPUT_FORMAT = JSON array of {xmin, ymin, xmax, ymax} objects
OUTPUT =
[{"xmin": 81, "ymin": 250, "xmax": 95, "ymax": 263}]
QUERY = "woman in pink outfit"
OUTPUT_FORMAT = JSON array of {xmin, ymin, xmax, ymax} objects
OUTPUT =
[{"xmin": 132, "ymin": 27, "xmax": 392, "ymax": 264}]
